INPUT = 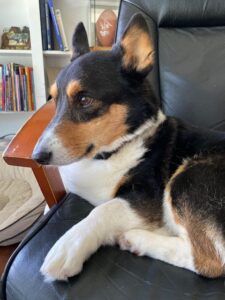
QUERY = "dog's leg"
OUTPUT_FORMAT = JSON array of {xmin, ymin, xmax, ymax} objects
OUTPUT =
[
  {"xmin": 118, "ymin": 229, "xmax": 196, "ymax": 272},
  {"xmin": 41, "ymin": 198, "xmax": 144, "ymax": 281}
]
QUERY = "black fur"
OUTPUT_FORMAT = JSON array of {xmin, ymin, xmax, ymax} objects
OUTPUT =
[
  {"xmin": 71, "ymin": 22, "xmax": 90, "ymax": 61},
  {"xmin": 117, "ymin": 117, "xmax": 225, "ymax": 225},
  {"xmin": 54, "ymin": 49, "xmax": 158, "ymax": 138},
  {"xmin": 34, "ymin": 14, "xmax": 225, "ymax": 277},
  {"xmin": 52, "ymin": 16, "xmax": 225, "ymax": 231}
]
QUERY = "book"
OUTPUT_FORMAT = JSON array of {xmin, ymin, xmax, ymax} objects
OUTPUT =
[
  {"xmin": 30, "ymin": 68, "xmax": 36, "ymax": 110},
  {"xmin": 28, "ymin": 67, "xmax": 35, "ymax": 111},
  {"xmin": 23, "ymin": 73, "xmax": 28, "ymax": 111},
  {"xmin": 55, "ymin": 9, "xmax": 69, "ymax": 51},
  {"xmin": 2, "ymin": 67, "xmax": 6, "ymax": 111},
  {"xmin": 45, "ymin": 0, "xmax": 53, "ymax": 50},
  {"xmin": 48, "ymin": 0, "xmax": 64, "ymax": 51},
  {"xmin": 39, "ymin": 0, "xmax": 48, "ymax": 50},
  {"xmin": 10, "ymin": 63, "xmax": 16, "ymax": 111},
  {"xmin": 6, "ymin": 64, "xmax": 12, "ymax": 111},
  {"xmin": 3, "ymin": 65, "xmax": 9, "ymax": 111},
  {"xmin": 14, "ymin": 64, "xmax": 22, "ymax": 111},
  {"xmin": 19, "ymin": 66, "xmax": 27, "ymax": 111},
  {"xmin": 0, "ymin": 65, "xmax": 3, "ymax": 111},
  {"xmin": 25, "ymin": 66, "xmax": 32, "ymax": 111}
]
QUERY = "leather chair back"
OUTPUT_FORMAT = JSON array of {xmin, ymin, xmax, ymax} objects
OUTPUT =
[{"xmin": 116, "ymin": 0, "xmax": 225, "ymax": 131}]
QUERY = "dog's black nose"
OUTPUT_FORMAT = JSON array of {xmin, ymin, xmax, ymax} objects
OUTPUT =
[{"xmin": 32, "ymin": 151, "xmax": 52, "ymax": 165}]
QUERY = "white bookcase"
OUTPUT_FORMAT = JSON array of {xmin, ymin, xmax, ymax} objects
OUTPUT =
[{"xmin": 0, "ymin": 0, "xmax": 91, "ymax": 136}]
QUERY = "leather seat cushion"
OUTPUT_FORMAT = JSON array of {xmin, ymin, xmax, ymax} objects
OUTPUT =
[{"xmin": 2, "ymin": 193, "xmax": 225, "ymax": 300}]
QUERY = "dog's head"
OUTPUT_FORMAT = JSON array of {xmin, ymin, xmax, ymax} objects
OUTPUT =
[{"xmin": 32, "ymin": 14, "xmax": 160, "ymax": 165}]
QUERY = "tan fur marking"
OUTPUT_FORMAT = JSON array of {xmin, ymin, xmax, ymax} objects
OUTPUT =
[
  {"xmin": 165, "ymin": 161, "xmax": 188, "ymax": 195},
  {"xmin": 49, "ymin": 82, "xmax": 58, "ymax": 99},
  {"xmin": 66, "ymin": 80, "xmax": 82, "ymax": 99},
  {"xmin": 55, "ymin": 104, "xmax": 128, "ymax": 158},
  {"xmin": 121, "ymin": 26, "xmax": 153, "ymax": 71},
  {"xmin": 165, "ymin": 191, "xmax": 181, "ymax": 225},
  {"xmin": 188, "ymin": 220, "xmax": 224, "ymax": 278},
  {"xmin": 164, "ymin": 162, "xmax": 190, "ymax": 225},
  {"xmin": 166, "ymin": 161, "xmax": 224, "ymax": 278}
]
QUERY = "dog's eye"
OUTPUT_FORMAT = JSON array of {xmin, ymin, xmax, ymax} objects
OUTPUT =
[{"xmin": 79, "ymin": 96, "xmax": 94, "ymax": 108}]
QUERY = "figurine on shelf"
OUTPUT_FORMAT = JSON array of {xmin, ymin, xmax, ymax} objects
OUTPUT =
[{"xmin": 1, "ymin": 26, "xmax": 31, "ymax": 50}]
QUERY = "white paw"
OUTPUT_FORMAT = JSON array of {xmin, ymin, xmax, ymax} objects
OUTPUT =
[
  {"xmin": 41, "ymin": 223, "xmax": 96, "ymax": 281},
  {"xmin": 118, "ymin": 230, "xmax": 147, "ymax": 256}
]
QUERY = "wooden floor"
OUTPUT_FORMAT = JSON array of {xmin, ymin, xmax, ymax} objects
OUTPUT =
[{"xmin": 0, "ymin": 244, "xmax": 18, "ymax": 276}]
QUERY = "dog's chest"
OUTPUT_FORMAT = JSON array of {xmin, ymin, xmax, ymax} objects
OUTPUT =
[{"xmin": 59, "ymin": 138, "xmax": 147, "ymax": 206}]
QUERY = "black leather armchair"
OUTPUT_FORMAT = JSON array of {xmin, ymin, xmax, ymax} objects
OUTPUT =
[{"xmin": 2, "ymin": 1, "xmax": 225, "ymax": 299}]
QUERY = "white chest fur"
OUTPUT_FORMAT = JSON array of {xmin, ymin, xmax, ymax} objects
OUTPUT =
[{"xmin": 59, "ymin": 136, "xmax": 147, "ymax": 206}]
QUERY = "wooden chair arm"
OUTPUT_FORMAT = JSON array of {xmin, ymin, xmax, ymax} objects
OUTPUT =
[
  {"xmin": 3, "ymin": 100, "xmax": 55, "ymax": 167},
  {"xmin": 3, "ymin": 100, "xmax": 66, "ymax": 207}
]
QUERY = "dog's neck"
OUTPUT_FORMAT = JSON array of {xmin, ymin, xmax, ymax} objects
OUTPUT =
[
  {"xmin": 59, "ymin": 110, "xmax": 166, "ymax": 206},
  {"xmin": 94, "ymin": 110, "xmax": 166, "ymax": 161}
]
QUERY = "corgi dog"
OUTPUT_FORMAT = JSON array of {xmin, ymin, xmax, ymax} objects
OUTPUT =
[{"xmin": 33, "ymin": 14, "xmax": 225, "ymax": 281}]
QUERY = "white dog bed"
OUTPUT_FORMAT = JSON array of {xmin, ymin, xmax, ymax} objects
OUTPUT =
[{"xmin": 0, "ymin": 138, "xmax": 45, "ymax": 245}]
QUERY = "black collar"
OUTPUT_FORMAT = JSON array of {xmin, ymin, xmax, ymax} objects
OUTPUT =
[{"xmin": 94, "ymin": 150, "xmax": 117, "ymax": 160}]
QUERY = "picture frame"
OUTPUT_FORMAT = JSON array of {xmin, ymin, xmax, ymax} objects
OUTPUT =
[{"xmin": 1, "ymin": 26, "xmax": 31, "ymax": 50}]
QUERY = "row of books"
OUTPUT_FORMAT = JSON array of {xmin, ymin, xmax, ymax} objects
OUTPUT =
[
  {"xmin": 39, "ymin": 0, "xmax": 69, "ymax": 51},
  {"xmin": 0, "ymin": 63, "xmax": 35, "ymax": 112}
]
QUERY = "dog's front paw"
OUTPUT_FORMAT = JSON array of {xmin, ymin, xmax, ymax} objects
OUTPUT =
[
  {"xmin": 41, "ymin": 224, "xmax": 95, "ymax": 281},
  {"xmin": 118, "ymin": 230, "xmax": 147, "ymax": 256}
]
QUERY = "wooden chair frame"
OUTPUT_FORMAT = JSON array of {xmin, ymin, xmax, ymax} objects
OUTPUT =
[{"xmin": 3, "ymin": 100, "xmax": 66, "ymax": 208}]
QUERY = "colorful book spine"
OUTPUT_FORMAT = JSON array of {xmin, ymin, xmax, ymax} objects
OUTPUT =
[
  {"xmin": 6, "ymin": 64, "xmax": 11, "ymax": 111},
  {"xmin": 25, "ymin": 66, "xmax": 32, "ymax": 111},
  {"xmin": 48, "ymin": 0, "xmax": 64, "ymax": 50},
  {"xmin": 55, "ymin": 9, "xmax": 69, "ymax": 51},
  {"xmin": 28, "ymin": 67, "xmax": 35, "ymax": 111},
  {"xmin": 39, "ymin": 0, "xmax": 48, "ymax": 50},
  {"xmin": 31, "ymin": 68, "xmax": 36, "ymax": 110},
  {"xmin": 0, "ymin": 65, "xmax": 3, "ymax": 111},
  {"xmin": 45, "ymin": 0, "xmax": 53, "ymax": 50},
  {"xmin": 0, "ymin": 63, "xmax": 35, "ymax": 112},
  {"xmin": 4, "ymin": 65, "xmax": 8, "ymax": 111},
  {"xmin": 14, "ymin": 65, "xmax": 21, "ymax": 111},
  {"xmin": 10, "ymin": 63, "xmax": 16, "ymax": 111},
  {"xmin": 19, "ymin": 66, "xmax": 26, "ymax": 111},
  {"xmin": 23, "ymin": 74, "xmax": 28, "ymax": 111},
  {"xmin": 2, "ymin": 65, "xmax": 5, "ymax": 111},
  {"xmin": 18, "ymin": 66, "xmax": 24, "ymax": 111}
]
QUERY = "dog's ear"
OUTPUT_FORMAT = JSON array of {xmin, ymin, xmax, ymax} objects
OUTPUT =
[
  {"xmin": 71, "ymin": 22, "xmax": 90, "ymax": 61},
  {"xmin": 120, "ymin": 14, "xmax": 154, "ymax": 76}
]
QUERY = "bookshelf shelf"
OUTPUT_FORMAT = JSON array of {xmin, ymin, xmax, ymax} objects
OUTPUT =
[
  {"xmin": 0, "ymin": 111, "xmax": 35, "ymax": 114},
  {"xmin": 0, "ymin": 49, "xmax": 32, "ymax": 56},
  {"xmin": 43, "ymin": 47, "xmax": 111, "ymax": 57},
  {"xmin": 43, "ymin": 50, "xmax": 71, "ymax": 56}
]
